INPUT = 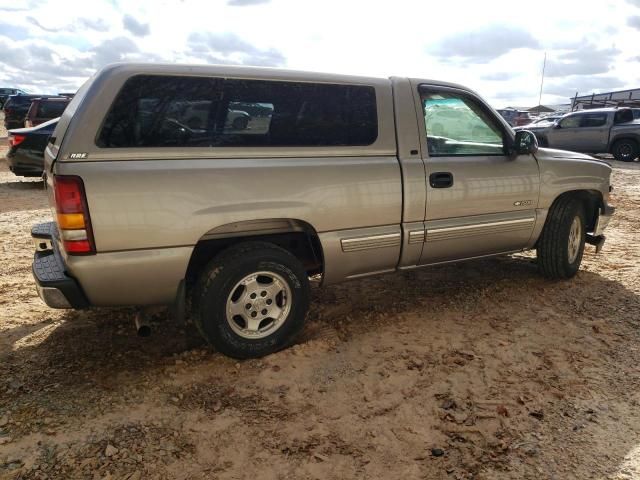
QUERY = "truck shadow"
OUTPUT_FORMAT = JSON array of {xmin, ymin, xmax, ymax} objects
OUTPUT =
[{"xmin": 1, "ymin": 253, "xmax": 639, "ymax": 477}]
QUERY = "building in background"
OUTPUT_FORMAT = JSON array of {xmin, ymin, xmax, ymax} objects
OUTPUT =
[{"xmin": 571, "ymin": 88, "xmax": 640, "ymax": 110}]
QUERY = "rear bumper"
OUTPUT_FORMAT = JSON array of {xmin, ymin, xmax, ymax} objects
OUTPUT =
[
  {"xmin": 31, "ymin": 222, "xmax": 89, "ymax": 309},
  {"xmin": 4, "ymin": 120, "xmax": 23, "ymax": 130},
  {"xmin": 8, "ymin": 164, "xmax": 44, "ymax": 177},
  {"xmin": 6, "ymin": 151, "xmax": 45, "ymax": 177}
]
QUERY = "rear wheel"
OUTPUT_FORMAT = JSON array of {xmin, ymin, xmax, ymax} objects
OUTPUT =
[
  {"xmin": 194, "ymin": 242, "xmax": 310, "ymax": 358},
  {"xmin": 536, "ymin": 196, "xmax": 586, "ymax": 279},
  {"xmin": 611, "ymin": 139, "xmax": 639, "ymax": 162}
]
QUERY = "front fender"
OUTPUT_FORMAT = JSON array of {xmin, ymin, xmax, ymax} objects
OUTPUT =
[{"xmin": 534, "ymin": 148, "xmax": 612, "ymax": 209}]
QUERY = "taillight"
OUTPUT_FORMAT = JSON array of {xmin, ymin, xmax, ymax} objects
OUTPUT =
[
  {"xmin": 9, "ymin": 134, "xmax": 25, "ymax": 147},
  {"xmin": 54, "ymin": 175, "xmax": 95, "ymax": 255}
]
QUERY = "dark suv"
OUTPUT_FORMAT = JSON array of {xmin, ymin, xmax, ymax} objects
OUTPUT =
[
  {"xmin": 3, "ymin": 95, "xmax": 43, "ymax": 129},
  {"xmin": 0, "ymin": 88, "xmax": 28, "ymax": 108},
  {"xmin": 497, "ymin": 109, "xmax": 532, "ymax": 127},
  {"xmin": 25, "ymin": 97, "xmax": 71, "ymax": 127}
]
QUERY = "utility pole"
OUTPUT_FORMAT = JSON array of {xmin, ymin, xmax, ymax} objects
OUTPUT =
[{"xmin": 538, "ymin": 51, "xmax": 547, "ymax": 107}]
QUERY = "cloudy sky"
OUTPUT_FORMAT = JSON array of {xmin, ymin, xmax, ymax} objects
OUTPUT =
[{"xmin": 1, "ymin": 0, "xmax": 639, "ymax": 107}]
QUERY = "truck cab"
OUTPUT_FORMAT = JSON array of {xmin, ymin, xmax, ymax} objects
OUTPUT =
[{"xmin": 31, "ymin": 64, "xmax": 615, "ymax": 358}]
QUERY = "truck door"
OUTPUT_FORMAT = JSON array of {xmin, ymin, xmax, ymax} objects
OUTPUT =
[
  {"xmin": 547, "ymin": 112, "xmax": 609, "ymax": 152},
  {"xmin": 414, "ymin": 83, "xmax": 540, "ymax": 265}
]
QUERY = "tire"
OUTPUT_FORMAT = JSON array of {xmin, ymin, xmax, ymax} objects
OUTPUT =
[
  {"xmin": 611, "ymin": 139, "xmax": 639, "ymax": 162},
  {"xmin": 232, "ymin": 115, "xmax": 249, "ymax": 130},
  {"xmin": 193, "ymin": 242, "xmax": 310, "ymax": 359},
  {"xmin": 536, "ymin": 196, "xmax": 586, "ymax": 279}
]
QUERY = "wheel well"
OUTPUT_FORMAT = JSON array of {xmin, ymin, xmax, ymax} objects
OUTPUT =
[
  {"xmin": 185, "ymin": 230, "xmax": 324, "ymax": 285},
  {"xmin": 552, "ymin": 190, "xmax": 603, "ymax": 231},
  {"xmin": 610, "ymin": 136, "xmax": 639, "ymax": 150}
]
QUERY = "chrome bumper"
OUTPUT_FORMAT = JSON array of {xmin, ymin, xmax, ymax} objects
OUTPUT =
[{"xmin": 593, "ymin": 204, "xmax": 615, "ymax": 237}]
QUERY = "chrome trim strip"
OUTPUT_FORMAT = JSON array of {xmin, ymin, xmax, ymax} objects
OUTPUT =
[
  {"xmin": 426, "ymin": 218, "xmax": 535, "ymax": 242},
  {"xmin": 346, "ymin": 268, "xmax": 396, "ymax": 279},
  {"xmin": 408, "ymin": 230, "xmax": 426, "ymax": 244},
  {"xmin": 398, "ymin": 249, "xmax": 522, "ymax": 270},
  {"xmin": 341, "ymin": 232, "xmax": 402, "ymax": 252},
  {"xmin": 593, "ymin": 213, "xmax": 612, "ymax": 236}
]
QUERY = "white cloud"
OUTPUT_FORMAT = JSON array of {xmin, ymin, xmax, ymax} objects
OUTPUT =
[
  {"xmin": 122, "ymin": 14, "xmax": 150, "ymax": 37},
  {"xmin": 0, "ymin": 0, "xmax": 639, "ymax": 107},
  {"xmin": 430, "ymin": 25, "xmax": 539, "ymax": 63},
  {"xmin": 227, "ymin": 0, "xmax": 270, "ymax": 5}
]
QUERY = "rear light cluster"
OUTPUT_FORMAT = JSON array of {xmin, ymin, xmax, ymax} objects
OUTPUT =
[
  {"xmin": 9, "ymin": 134, "xmax": 25, "ymax": 147},
  {"xmin": 54, "ymin": 175, "xmax": 96, "ymax": 255}
]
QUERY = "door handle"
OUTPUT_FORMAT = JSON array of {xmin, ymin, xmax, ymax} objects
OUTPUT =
[{"xmin": 429, "ymin": 172, "xmax": 454, "ymax": 188}]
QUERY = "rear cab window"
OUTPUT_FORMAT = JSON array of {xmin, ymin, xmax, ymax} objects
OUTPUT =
[
  {"xmin": 580, "ymin": 113, "xmax": 608, "ymax": 127},
  {"xmin": 614, "ymin": 109, "xmax": 633, "ymax": 124},
  {"xmin": 96, "ymin": 75, "xmax": 378, "ymax": 148},
  {"xmin": 37, "ymin": 100, "xmax": 69, "ymax": 118}
]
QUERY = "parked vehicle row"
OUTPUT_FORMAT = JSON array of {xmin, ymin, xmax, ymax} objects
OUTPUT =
[
  {"xmin": 0, "ymin": 88, "xmax": 28, "ymax": 108},
  {"xmin": 497, "ymin": 108, "xmax": 532, "ymax": 127},
  {"xmin": 7, "ymin": 118, "xmax": 59, "ymax": 177},
  {"xmin": 2, "ymin": 88, "xmax": 73, "ymax": 178},
  {"xmin": 3, "ymin": 94, "xmax": 70, "ymax": 130},
  {"xmin": 31, "ymin": 63, "xmax": 614, "ymax": 359}
]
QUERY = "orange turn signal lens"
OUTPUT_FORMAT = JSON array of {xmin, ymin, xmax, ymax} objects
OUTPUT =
[{"xmin": 57, "ymin": 213, "xmax": 85, "ymax": 230}]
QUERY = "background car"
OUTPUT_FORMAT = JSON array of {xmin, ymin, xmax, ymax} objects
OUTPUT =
[
  {"xmin": 0, "ymin": 87, "xmax": 28, "ymax": 108},
  {"xmin": 3, "ymin": 94, "xmax": 45, "ymax": 129},
  {"xmin": 25, "ymin": 96, "xmax": 71, "ymax": 127},
  {"xmin": 497, "ymin": 108, "xmax": 532, "ymax": 127},
  {"xmin": 6, "ymin": 117, "xmax": 58, "ymax": 177},
  {"xmin": 514, "ymin": 114, "xmax": 564, "ymax": 131}
]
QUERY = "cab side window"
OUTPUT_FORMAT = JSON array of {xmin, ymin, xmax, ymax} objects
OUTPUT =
[
  {"xmin": 559, "ymin": 115, "xmax": 581, "ymax": 128},
  {"xmin": 421, "ymin": 89, "xmax": 505, "ymax": 157},
  {"xmin": 580, "ymin": 113, "xmax": 607, "ymax": 127}
]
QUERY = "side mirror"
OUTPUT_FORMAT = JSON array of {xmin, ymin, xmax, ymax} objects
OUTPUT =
[
  {"xmin": 553, "ymin": 123, "xmax": 561, "ymax": 129},
  {"xmin": 514, "ymin": 129, "xmax": 538, "ymax": 155}
]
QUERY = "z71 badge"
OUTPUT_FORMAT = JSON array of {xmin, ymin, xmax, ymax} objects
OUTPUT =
[{"xmin": 514, "ymin": 200, "xmax": 533, "ymax": 206}]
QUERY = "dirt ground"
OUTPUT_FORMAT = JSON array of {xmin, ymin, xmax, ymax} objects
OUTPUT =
[{"xmin": 0, "ymin": 131, "xmax": 639, "ymax": 480}]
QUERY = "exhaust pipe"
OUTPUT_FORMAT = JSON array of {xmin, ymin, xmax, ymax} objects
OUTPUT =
[{"xmin": 134, "ymin": 311, "xmax": 151, "ymax": 337}]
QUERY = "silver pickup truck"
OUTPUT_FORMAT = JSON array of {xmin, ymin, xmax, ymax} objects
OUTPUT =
[
  {"xmin": 518, "ymin": 107, "xmax": 640, "ymax": 162},
  {"xmin": 31, "ymin": 64, "xmax": 615, "ymax": 358}
]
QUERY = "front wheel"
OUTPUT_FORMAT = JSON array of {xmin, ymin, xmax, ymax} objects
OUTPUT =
[
  {"xmin": 193, "ymin": 242, "xmax": 310, "ymax": 359},
  {"xmin": 611, "ymin": 139, "xmax": 639, "ymax": 162},
  {"xmin": 232, "ymin": 115, "xmax": 249, "ymax": 130},
  {"xmin": 536, "ymin": 196, "xmax": 586, "ymax": 279}
]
